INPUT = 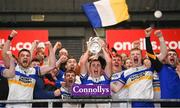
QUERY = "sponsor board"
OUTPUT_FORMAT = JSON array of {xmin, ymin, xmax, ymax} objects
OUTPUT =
[
  {"xmin": 106, "ymin": 29, "xmax": 180, "ymax": 56},
  {"xmin": 0, "ymin": 30, "xmax": 48, "ymax": 61},
  {"xmin": 71, "ymin": 84, "xmax": 110, "ymax": 98}
]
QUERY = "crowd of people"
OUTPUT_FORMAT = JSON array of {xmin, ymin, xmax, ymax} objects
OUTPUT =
[{"xmin": 0, "ymin": 27, "xmax": 180, "ymax": 108}]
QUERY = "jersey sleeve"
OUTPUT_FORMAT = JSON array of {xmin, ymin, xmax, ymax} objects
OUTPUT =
[
  {"xmin": 0, "ymin": 66, "xmax": 6, "ymax": 77},
  {"xmin": 118, "ymin": 71, "xmax": 127, "ymax": 84},
  {"xmin": 111, "ymin": 73, "xmax": 121, "ymax": 82},
  {"xmin": 34, "ymin": 66, "xmax": 41, "ymax": 76},
  {"xmin": 145, "ymin": 37, "xmax": 163, "ymax": 72}
]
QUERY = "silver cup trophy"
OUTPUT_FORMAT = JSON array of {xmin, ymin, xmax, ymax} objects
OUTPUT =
[{"xmin": 87, "ymin": 37, "xmax": 102, "ymax": 55}]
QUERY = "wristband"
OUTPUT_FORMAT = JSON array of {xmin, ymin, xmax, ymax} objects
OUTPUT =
[{"xmin": 8, "ymin": 35, "xmax": 13, "ymax": 41}]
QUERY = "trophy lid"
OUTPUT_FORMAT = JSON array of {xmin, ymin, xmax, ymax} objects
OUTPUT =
[{"xmin": 89, "ymin": 41, "xmax": 101, "ymax": 54}]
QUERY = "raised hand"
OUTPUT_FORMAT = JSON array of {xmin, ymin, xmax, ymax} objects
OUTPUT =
[
  {"xmin": 144, "ymin": 27, "xmax": 153, "ymax": 37},
  {"xmin": 54, "ymin": 41, "xmax": 62, "ymax": 49},
  {"xmin": 9, "ymin": 30, "xmax": 18, "ymax": 38},
  {"xmin": 32, "ymin": 40, "xmax": 39, "ymax": 48},
  {"xmin": 86, "ymin": 37, "xmax": 93, "ymax": 50},
  {"xmin": 59, "ymin": 55, "xmax": 68, "ymax": 63},
  {"xmin": 154, "ymin": 30, "xmax": 163, "ymax": 38},
  {"xmin": 54, "ymin": 89, "xmax": 61, "ymax": 97},
  {"xmin": 99, "ymin": 38, "xmax": 106, "ymax": 48},
  {"xmin": 45, "ymin": 41, "xmax": 52, "ymax": 49}
]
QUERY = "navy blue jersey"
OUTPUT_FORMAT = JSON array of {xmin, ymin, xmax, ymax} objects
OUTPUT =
[
  {"xmin": 159, "ymin": 64, "xmax": 180, "ymax": 99},
  {"xmin": 146, "ymin": 37, "xmax": 180, "ymax": 99}
]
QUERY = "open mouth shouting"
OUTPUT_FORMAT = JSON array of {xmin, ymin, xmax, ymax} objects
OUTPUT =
[
  {"xmin": 134, "ymin": 56, "xmax": 139, "ymax": 64},
  {"xmin": 22, "ymin": 59, "xmax": 28, "ymax": 64},
  {"xmin": 169, "ymin": 58, "xmax": 175, "ymax": 64},
  {"xmin": 93, "ymin": 70, "xmax": 99, "ymax": 75},
  {"xmin": 70, "ymin": 66, "xmax": 75, "ymax": 70},
  {"xmin": 21, "ymin": 59, "xmax": 30, "ymax": 67},
  {"xmin": 68, "ymin": 79, "xmax": 74, "ymax": 83},
  {"xmin": 114, "ymin": 62, "xmax": 119, "ymax": 67}
]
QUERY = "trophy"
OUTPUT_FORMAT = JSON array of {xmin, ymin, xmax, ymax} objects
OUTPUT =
[{"xmin": 87, "ymin": 37, "xmax": 102, "ymax": 55}]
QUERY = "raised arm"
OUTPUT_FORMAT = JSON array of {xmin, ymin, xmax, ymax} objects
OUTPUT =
[
  {"xmin": 2, "ymin": 52, "xmax": 16, "ymax": 78},
  {"xmin": 56, "ymin": 55, "xmax": 68, "ymax": 69},
  {"xmin": 111, "ymin": 81, "xmax": 124, "ymax": 93},
  {"xmin": 53, "ymin": 42, "xmax": 62, "ymax": 68},
  {"xmin": 145, "ymin": 27, "xmax": 155, "ymax": 55},
  {"xmin": 79, "ymin": 50, "xmax": 89, "ymax": 75},
  {"xmin": 53, "ymin": 41, "xmax": 62, "ymax": 54},
  {"xmin": 145, "ymin": 27, "xmax": 163, "ymax": 71},
  {"xmin": 2, "ymin": 30, "xmax": 17, "ymax": 68},
  {"xmin": 100, "ymin": 39, "xmax": 112, "ymax": 78},
  {"xmin": 154, "ymin": 30, "xmax": 167, "ymax": 61},
  {"xmin": 30, "ymin": 40, "xmax": 39, "ymax": 59},
  {"xmin": 40, "ymin": 41, "xmax": 56, "ymax": 75}
]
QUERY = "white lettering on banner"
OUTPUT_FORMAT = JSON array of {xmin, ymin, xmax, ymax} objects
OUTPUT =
[
  {"xmin": 23, "ymin": 42, "xmax": 32, "ymax": 50},
  {"xmin": 15, "ymin": 42, "xmax": 32, "ymax": 50},
  {"xmin": 16, "ymin": 42, "xmax": 23, "ymax": 50},
  {"xmin": 0, "ymin": 39, "xmax": 5, "ymax": 45},
  {"xmin": 169, "ymin": 41, "xmax": 179, "ymax": 49},
  {"xmin": 113, "ymin": 38, "xmax": 180, "ymax": 51},
  {"xmin": 72, "ymin": 85, "xmax": 110, "ymax": 94},
  {"xmin": 0, "ymin": 38, "xmax": 32, "ymax": 51}
]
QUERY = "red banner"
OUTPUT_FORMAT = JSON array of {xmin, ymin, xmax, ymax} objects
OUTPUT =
[
  {"xmin": 106, "ymin": 29, "xmax": 180, "ymax": 56},
  {"xmin": 0, "ymin": 30, "xmax": 48, "ymax": 62}
]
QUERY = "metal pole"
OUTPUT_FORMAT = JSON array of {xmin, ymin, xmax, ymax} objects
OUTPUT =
[
  {"xmin": 48, "ymin": 101, "xmax": 53, "ymax": 108},
  {"xmin": 127, "ymin": 100, "xmax": 131, "ymax": 108}
]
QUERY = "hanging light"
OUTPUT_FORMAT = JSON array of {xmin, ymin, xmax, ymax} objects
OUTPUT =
[{"xmin": 154, "ymin": 10, "xmax": 163, "ymax": 18}]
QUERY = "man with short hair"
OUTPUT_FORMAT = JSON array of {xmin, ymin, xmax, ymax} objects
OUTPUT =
[
  {"xmin": 57, "ymin": 48, "xmax": 69, "ymax": 71},
  {"xmin": 111, "ymin": 48, "xmax": 155, "ymax": 108},
  {"xmin": 0, "ymin": 52, "xmax": 15, "ymax": 78},
  {"xmin": 79, "ymin": 38, "xmax": 111, "ymax": 108},
  {"xmin": 111, "ymin": 54, "xmax": 128, "ymax": 108},
  {"xmin": 61, "ymin": 70, "xmax": 81, "ymax": 108},
  {"xmin": 55, "ymin": 56, "xmax": 79, "ymax": 87},
  {"xmin": 2, "ymin": 30, "xmax": 56, "ymax": 108},
  {"xmin": 0, "ymin": 52, "xmax": 15, "ymax": 107},
  {"xmin": 145, "ymin": 27, "xmax": 180, "ymax": 107}
]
